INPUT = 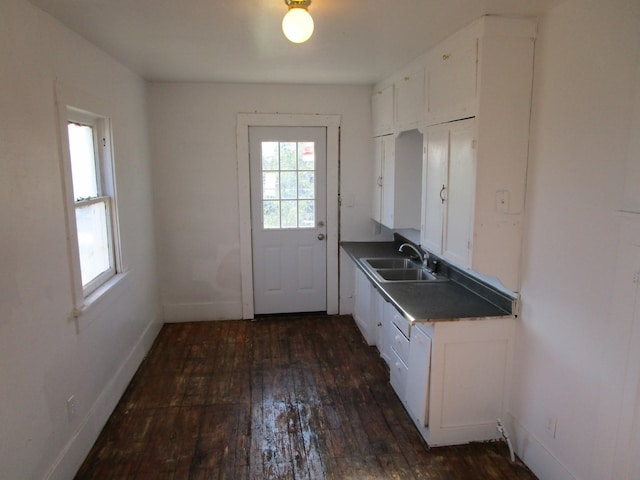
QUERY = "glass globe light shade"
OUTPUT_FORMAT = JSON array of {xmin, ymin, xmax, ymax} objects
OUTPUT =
[{"xmin": 282, "ymin": 7, "xmax": 314, "ymax": 43}]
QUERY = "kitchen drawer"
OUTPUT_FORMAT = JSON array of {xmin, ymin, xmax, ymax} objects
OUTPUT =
[
  {"xmin": 390, "ymin": 323, "xmax": 410, "ymax": 365},
  {"xmin": 390, "ymin": 349, "xmax": 408, "ymax": 402},
  {"xmin": 390, "ymin": 306, "xmax": 411, "ymax": 338}
]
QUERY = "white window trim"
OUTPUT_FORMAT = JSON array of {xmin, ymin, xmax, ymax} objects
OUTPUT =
[{"xmin": 55, "ymin": 80, "xmax": 126, "ymax": 328}]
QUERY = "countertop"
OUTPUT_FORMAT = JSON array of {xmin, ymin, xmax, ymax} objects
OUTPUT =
[{"xmin": 341, "ymin": 241, "xmax": 513, "ymax": 323}]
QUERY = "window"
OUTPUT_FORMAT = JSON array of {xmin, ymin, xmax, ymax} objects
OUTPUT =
[
  {"xmin": 63, "ymin": 108, "xmax": 119, "ymax": 300},
  {"xmin": 261, "ymin": 140, "xmax": 316, "ymax": 229}
]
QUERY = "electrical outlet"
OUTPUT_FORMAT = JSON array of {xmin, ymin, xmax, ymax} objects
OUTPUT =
[
  {"xmin": 66, "ymin": 395, "xmax": 77, "ymax": 422},
  {"xmin": 545, "ymin": 415, "xmax": 557, "ymax": 438}
]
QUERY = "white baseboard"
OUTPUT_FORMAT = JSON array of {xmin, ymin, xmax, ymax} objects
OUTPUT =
[
  {"xmin": 163, "ymin": 300, "xmax": 243, "ymax": 322},
  {"xmin": 45, "ymin": 318, "xmax": 162, "ymax": 480},
  {"xmin": 506, "ymin": 413, "xmax": 577, "ymax": 480}
]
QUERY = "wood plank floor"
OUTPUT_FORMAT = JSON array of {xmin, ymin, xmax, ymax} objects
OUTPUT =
[{"xmin": 75, "ymin": 314, "xmax": 538, "ymax": 480}]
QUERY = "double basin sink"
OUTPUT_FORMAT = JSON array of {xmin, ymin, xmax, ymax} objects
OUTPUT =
[{"xmin": 362, "ymin": 257, "xmax": 448, "ymax": 283}]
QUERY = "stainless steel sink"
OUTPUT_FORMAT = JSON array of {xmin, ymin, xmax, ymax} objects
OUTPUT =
[
  {"xmin": 376, "ymin": 268, "xmax": 439, "ymax": 281},
  {"xmin": 364, "ymin": 258, "xmax": 419, "ymax": 269},
  {"xmin": 361, "ymin": 257, "xmax": 448, "ymax": 283}
]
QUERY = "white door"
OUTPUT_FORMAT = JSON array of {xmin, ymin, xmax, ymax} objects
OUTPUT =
[{"xmin": 249, "ymin": 126, "xmax": 327, "ymax": 314}]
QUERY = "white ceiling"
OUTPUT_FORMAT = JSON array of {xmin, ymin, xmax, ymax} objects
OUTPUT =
[{"xmin": 28, "ymin": 0, "xmax": 564, "ymax": 85}]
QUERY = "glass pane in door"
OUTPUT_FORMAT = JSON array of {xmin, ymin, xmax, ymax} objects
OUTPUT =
[{"xmin": 261, "ymin": 141, "xmax": 316, "ymax": 229}]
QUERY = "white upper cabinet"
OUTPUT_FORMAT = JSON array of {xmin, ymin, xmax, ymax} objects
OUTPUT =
[
  {"xmin": 396, "ymin": 67, "xmax": 426, "ymax": 131},
  {"xmin": 372, "ymin": 84, "xmax": 394, "ymax": 136},
  {"xmin": 374, "ymin": 16, "xmax": 537, "ymax": 292},
  {"xmin": 421, "ymin": 127, "xmax": 448, "ymax": 254},
  {"xmin": 443, "ymin": 120, "xmax": 476, "ymax": 267},
  {"xmin": 372, "ymin": 134, "xmax": 393, "ymax": 224},
  {"xmin": 421, "ymin": 119, "xmax": 476, "ymax": 268},
  {"xmin": 425, "ymin": 37, "xmax": 478, "ymax": 126},
  {"xmin": 374, "ymin": 131, "xmax": 423, "ymax": 230}
]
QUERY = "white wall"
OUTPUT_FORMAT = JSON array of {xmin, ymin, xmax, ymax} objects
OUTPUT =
[
  {"xmin": 0, "ymin": 0, "xmax": 160, "ymax": 478},
  {"xmin": 148, "ymin": 82, "xmax": 374, "ymax": 321},
  {"xmin": 510, "ymin": 1, "xmax": 640, "ymax": 479}
]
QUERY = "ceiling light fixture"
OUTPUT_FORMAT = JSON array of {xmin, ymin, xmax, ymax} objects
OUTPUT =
[{"xmin": 282, "ymin": 0, "xmax": 314, "ymax": 44}]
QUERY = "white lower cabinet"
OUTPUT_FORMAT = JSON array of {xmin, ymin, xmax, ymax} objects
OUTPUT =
[
  {"xmin": 350, "ymin": 259, "xmax": 515, "ymax": 447},
  {"xmin": 353, "ymin": 269, "xmax": 376, "ymax": 345},
  {"xmin": 406, "ymin": 323, "xmax": 432, "ymax": 436},
  {"xmin": 407, "ymin": 317, "xmax": 515, "ymax": 446},
  {"xmin": 388, "ymin": 305, "xmax": 411, "ymax": 404}
]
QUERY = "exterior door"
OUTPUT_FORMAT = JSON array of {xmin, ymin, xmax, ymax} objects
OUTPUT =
[{"xmin": 249, "ymin": 126, "xmax": 327, "ymax": 314}]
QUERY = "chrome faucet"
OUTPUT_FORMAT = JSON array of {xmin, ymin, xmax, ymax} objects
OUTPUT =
[{"xmin": 398, "ymin": 243, "xmax": 428, "ymax": 267}]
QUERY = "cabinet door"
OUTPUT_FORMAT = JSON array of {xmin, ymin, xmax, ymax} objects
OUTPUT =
[
  {"xmin": 372, "ymin": 84, "xmax": 394, "ymax": 136},
  {"xmin": 380, "ymin": 301, "xmax": 396, "ymax": 366},
  {"xmin": 406, "ymin": 325, "xmax": 432, "ymax": 428},
  {"xmin": 421, "ymin": 127, "xmax": 448, "ymax": 254},
  {"xmin": 372, "ymin": 136, "xmax": 384, "ymax": 223},
  {"xmin": 443, "ymin": 119, "xmax": 476, "ymax": 267},
  {"xmin": 380, "ymin": 135, "xmax": 396, "ymax": 227},
  {"xmin": 426, "ymin": 38, "xmax": 478, "ymax": 125},
  {"xmin": 353, "ymin": 269, "xmax": 374, "ymax": 345},
  {"xmin": 370, "ymin": 287, "xmax": 385, "ymax": 353},
  {"xmin": 396, "ymin": 68, "xmax": 425, "ymax": 130}
]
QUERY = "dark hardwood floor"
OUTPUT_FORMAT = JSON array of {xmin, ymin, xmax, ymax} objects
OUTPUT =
[{"xmin": 75, "ymin": 314, "xmax": 537, "ymax": 479}]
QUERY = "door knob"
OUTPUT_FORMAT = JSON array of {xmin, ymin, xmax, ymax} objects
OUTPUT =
[{"xmin": 317, "ymin": 233, "xmax": 325, "ymax": 240}]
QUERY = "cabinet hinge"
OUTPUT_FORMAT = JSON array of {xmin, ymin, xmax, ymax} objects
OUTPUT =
[
  {"xmin": 471, "ymin": 139, "xmax": 477, "ymax": 149},
  {"xmin": 633, "ymin": 271, "xmax": 640, "ymax": 285},
  {"xmin": 102, "ymin": 137, "xmax": 106, "ymax": 147}
]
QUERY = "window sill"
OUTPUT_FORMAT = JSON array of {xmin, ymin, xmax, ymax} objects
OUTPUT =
[{"xmin": 72, "ymin": 271, "xmax": 130, "ymax": 333}]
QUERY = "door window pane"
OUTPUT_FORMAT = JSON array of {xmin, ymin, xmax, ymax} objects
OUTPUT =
[
  {"xmin": 298, "ymin": 142, "xmax": 315, "ymax": 170},
  {"xmin": 261, "ymin": 142, "xmax": 279, "ymax": 170},
  {"xmin": 281, "ymin": 201, "xmax": 297, "ymax": 228},
  {"xmin": 298, "ymin": 172, "xmax": 314, "ymax": 199},
  {"xmin": 299, "ymin": 200, "xmax": 315, "ymax": 228},
  {"xmin": 262, "ymin": 172, "xmax": 279, "ymax": 200},
  {"xmin": 280, "ymin": 142, "xmax": 297, "ymax": 170},
  {"xmin": 280, "ymin": 172, "xmax": 297, "ymax": 200},
  {"xmin": 260, "ymin": 140, "xmax": 316, "ymax": 229},
  {"xmin": 263, "ymin": 201, "xmax": 280, "ymax": 229}
]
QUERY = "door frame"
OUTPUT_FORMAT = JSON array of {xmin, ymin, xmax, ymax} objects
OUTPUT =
[{"xmin": 237, "ymin": 113, "xmax": 341, "ymax": 319}]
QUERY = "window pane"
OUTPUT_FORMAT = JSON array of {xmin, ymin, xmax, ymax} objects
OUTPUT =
[
  {"xmin": 299, "ymin": 200, "xmax": 315, "ymax": 228},
  {"xmin": 68, "ymin": 123, "xmax": 98, "ymax": 200},
  {"xmin": 263, "ymin": 201, "xmax": 280, "ymax": 229},
  {"xmin": 280, "ymin": 142, "xmax": 297, "ymax": 170},
  {"xmin": 261, "ymin": 142, "xmax": 279, "ymax": 170},
  {"xmin": 280, "ymin": 171, "xmax": 297, "ymax": 200},
  {"xmin": 75, "ymin": 201, "xmax": 111, "ymax": 287},
  {"xmin": 262, "ymin": 172, "xmax": 279, "ymax": 200},
  {"xmin": 281, "ymin": 201, "xmax": 297, "ymax": 228},
  {"xmin": 298, "ymin": 142, "xmax": 315, "ymax": 170},
  {"xmin": 298, "ymin": 172, "xmax": 314, "ymax": 199}
]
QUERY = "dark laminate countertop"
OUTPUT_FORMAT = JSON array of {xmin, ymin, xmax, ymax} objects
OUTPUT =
[{"xmin": 341, "ymin": 241, "xmax": 513, "ymax": 323}]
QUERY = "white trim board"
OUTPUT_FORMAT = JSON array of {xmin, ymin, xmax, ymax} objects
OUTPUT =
[
  {"xmin": 236, "ymin": 113, "xmax": 341, "ymax": 319},
  {"xmin": 45, "ymin": 318, "xmax": 161, "ymax": 480}
]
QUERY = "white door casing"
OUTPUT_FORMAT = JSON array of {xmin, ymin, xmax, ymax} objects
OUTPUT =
[
  {"xmin": 236, "ymin": 113, "xmax": 340, "ymax": 319},
  {"xmin": 249, "ymin": 126, "xmax": 327, "ymax": 314}
]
